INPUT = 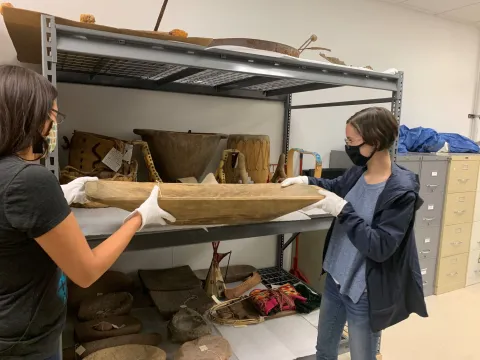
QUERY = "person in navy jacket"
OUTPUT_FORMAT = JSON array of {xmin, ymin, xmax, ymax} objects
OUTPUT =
[{"xmin": 282, "ymin": 107, "xmax": 428, "ymax": 360}]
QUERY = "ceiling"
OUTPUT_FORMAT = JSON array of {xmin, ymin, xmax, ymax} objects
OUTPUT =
[{"xmin": 377, "ymin": 0, "xmax": 480, "ymax": 26}]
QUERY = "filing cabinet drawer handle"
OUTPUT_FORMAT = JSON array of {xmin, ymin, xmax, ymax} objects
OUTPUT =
[
  {"xmin": 454, "ymin": 210, "xmax": 466, "ymax": 215},
  {"xmin": 457, "ymin": 178, "xmax": 469, "ymax": 183},
  {"xmin": 450, "ymin": 241, "xmax": 463, "ymax": 246},
  {"xmin": 422, "ymin": 281, "xmax": 428, "ymax": 286},
  {"xmin": 423, "ymin": 217, "xmax": 436, "ymax": 222},
  {"xmin": 426, "ymin": 184, "xmax": 438, "ymax": 192},
  {"xmin": 447, "ymin": 272, "xmax": 459, "ymax": 277},
  {"xmin": 419, "ymin": 250, "xmax": 431, "ymax": 254}
]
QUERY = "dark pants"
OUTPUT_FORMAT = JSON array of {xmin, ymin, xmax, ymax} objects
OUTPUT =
[
  {"xmin": 45, "ymin": 352, "xmax": 60, "ymax": 360},
  {"xmin": 316, "ymin": 274, "xmax": 380, "ymax": 360}
]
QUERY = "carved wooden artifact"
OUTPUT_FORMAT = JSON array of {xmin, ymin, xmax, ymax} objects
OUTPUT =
[
  {"xmin": 226, "ymin": 134, "xmax": 270, "ymax": 184},
  {"xmin": 85, "ymin": 181, "xmax": 324, "ymax": 225}
]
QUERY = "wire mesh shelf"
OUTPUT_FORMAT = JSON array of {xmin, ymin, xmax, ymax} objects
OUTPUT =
[
  {"xmin": 246, "ymin": 78, "xmax": 315, "ymax": 91},
  {"xmin": 56, "ymin": 51, "xmax": 332, "ymax": 95},
  {"xmin": 57, "ymin": 52, "xmax": 186, "ymax": 80},
  {"xmin": 258, "ymin": 267, "xmax": 307, "ymax": 287}
]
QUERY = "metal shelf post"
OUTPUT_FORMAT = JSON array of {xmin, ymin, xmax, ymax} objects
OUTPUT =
[
  {"xmin": 41, "ymin": 14, "xmax": 59, "ymax": 178},
  {"xmin": 277, "ymin": 94, "xmax": 292, "ymax": 268}
]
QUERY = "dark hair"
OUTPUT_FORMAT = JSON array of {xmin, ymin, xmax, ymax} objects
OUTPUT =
[
  {"xmin": 346, "ymin": 107, "xmax": 399, "ymax": 151},
  {"xmin": 0, "ymin": 65, "xmax": 57, "ymax": 157}
]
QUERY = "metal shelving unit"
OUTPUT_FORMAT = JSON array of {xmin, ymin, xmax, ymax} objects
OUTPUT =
[
  {"xmin": 40, "ymin": 15, "xmax": 403, "ymax": 258},
  {"xmin": 38, "ymin": 13, "xmax": 403, "ymax": 358}
]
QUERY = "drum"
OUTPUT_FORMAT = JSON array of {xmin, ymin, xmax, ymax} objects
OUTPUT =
[{"xmin": 226, "ymin": 134, "xmax": 270, "ymax": 184}]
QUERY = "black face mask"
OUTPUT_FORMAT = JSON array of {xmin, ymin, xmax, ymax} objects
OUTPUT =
[{"xmin": 345, "ymin": 143, "xmax": 375, "ymax": 167}]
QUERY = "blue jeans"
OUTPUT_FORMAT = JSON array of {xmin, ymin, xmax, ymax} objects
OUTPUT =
[{"xmin": 316, "ymin": 274, "xmax": 380, "ymax": 360}]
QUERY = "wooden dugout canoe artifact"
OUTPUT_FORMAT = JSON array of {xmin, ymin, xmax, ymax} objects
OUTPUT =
[{"xmin": 85, "ymin": 181, "xmax": 324, "ymax": 225}]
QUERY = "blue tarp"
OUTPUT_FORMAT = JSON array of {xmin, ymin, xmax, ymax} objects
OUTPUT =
[{"xmin": 398, "ymin": 125, "xmax": 479, "ymax": 154}]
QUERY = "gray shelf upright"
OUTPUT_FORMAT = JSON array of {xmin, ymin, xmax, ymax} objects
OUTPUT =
[{"xmin": 39, "ymin": 14, "xmax": 404, "ymax": 267}]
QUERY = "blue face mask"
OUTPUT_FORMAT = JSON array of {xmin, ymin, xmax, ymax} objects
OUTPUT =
[{"xmin": 345, "ymin": 143, "xmax": 375, "ymax": 166}]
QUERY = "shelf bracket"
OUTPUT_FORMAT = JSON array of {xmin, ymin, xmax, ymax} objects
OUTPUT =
[{"xmin": 282, "ymin": 232, "xmax": 301, "ymax": 251}]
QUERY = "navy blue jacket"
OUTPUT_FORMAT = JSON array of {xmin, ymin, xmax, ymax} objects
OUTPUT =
[{"xmin": 309, "ymin": 163, "xmax": 428, "ymax": 332}]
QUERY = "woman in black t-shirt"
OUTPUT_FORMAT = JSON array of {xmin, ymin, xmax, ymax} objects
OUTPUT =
[{"xmin": 0, "ymin": 65, "xmax": 175, "ymax": 359}]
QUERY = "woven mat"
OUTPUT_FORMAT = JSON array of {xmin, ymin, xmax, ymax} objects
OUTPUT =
[
  {"xmin": 139, "ymin": 266, "xmax": 201, "ymax": 291},
  {"xmin": 149, "ymin": 287, "xmax": 215, "ymax": 320}
]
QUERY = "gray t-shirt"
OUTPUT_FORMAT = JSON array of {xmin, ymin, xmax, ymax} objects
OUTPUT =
[
  {"xmin": 323, "ymin": 175, "xmax": 386, "ymax": 303},
  {"xmin": 0, "ymin": 156, "xmax": 71, "ymax": 359}
]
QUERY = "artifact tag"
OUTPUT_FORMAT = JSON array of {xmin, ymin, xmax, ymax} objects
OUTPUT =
[
  {"xmin": 75, "ymin": 345, "xmax": 86, "ymax": 356},
  {"xmin": 123, "ymin": 144, "xmax": 134, "ymax": 163},
  {"xmin": 199, "ymin": 345, "xmax": 209, "ymax": 352},
  {"xmin": 102, "ymin": 147, "xmax": 123, "ymax": 172}
]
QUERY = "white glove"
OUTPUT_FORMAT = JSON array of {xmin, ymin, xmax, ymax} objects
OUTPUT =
[
  {"xmin": 124, "ymin": 186, "xmax": 176, "ymax": 230},
  {"xmin": 303, "ymin": 189, "xmax": 347, "ymax": 217},
  {"xmin": 61, "ymin": 177, "xmax": 99, "ymax": 205},
  {"xmin": 281, "ymin": 176, "xmax": 308, "ymax": 188}
]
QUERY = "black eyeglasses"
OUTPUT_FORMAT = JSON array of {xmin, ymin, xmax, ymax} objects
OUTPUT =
[{"xmin": 50, "ymin": 109, "xmax": 66, "ymax": 125}]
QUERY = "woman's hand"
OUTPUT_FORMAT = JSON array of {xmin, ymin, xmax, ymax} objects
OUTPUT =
[
  {"xmin": 281, "ymin": 176, "xmax": 308, "ymax": 187},
  {"xmin": 304, "ymin": 189, "xmax": 347, "ymax": 217},
  {"xmin": 61, "ymin": 176, "xmax": 99, "ymax": 205},
  {"xmin": 124, "ymin": 186, "xmax": 176, "ymax": 229}
]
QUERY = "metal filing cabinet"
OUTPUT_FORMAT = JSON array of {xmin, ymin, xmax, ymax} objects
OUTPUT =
[
  {"xmin": 467, "ymin": 157, "xmax": 480, "ymax": 286},
  {"xmin": 436, "ymin": 155, "xmax": 480, "ymax": 294},
  {"xmin": 397, "ymin": 154, "xmax": 448, "ymax": 296}
]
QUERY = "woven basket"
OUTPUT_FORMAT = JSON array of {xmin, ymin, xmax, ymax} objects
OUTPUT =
[
  {"xmin": 84, "ymin": 344, "xmax": 166, "ymax": 360},
  {"xmin": 67, "ymin": 131, "xmax": 127, "ymax": 173},
  {"xmin": 208, "ymin": 297, "xmax": 264, "ymax": 326},
  {"xmin": 60, "ymin": 163, "xmax": 138, "ymax": 208},
  {"xmin": 62, "ymin": 131, "xmax": 162, "ymax": 208},
  {"xmin": 174, "ymin": 335, "xmax": 232, "ymax": 360},
  {"xmin": 78, "ymin": 292, "xmax": 134, "ymax": 321},
  {"xmin": 168, "ymin": 306, "xmax": 211, "ymax": 343}
]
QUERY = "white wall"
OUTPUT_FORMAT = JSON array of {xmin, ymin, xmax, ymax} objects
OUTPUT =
[{"xmin": 1, "ymin": 0, "xmax": 479, "ymax": 272}]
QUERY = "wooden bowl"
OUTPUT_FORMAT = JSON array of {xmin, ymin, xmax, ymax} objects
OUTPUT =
[{"xmin": 133, "ymin": 129, "xmax": 225, "ymax": 183}]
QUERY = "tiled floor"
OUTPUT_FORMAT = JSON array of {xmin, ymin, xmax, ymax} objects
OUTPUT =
[
  {"xmin": 381, "ymin": 283, "xmax": 480, "ymax": 360},
  {"xmin": 329, "ymin": 283, "xmax": 480, "ymax": 360}
]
